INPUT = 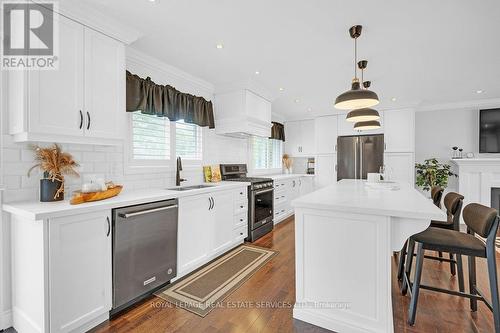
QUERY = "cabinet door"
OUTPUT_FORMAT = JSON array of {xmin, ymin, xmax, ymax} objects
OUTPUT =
[
  {"xmin": 178, "ymin": 195, "xmax": 213, "ymax": 274},
  {"xmin": 338, "ymin": 112, "xmax": 384, "ymax": 136},
  {"xmin": 212, "ymin": 190, "xmax": 235, "ymax": 254},
  {"xmin": 316, "ymin": 154, "xmax": 337, "ymax": 188},
  {"xmin": 49, "ymin": 211, "xmax": 111, "ymax": 333},
  {"xmin": 384, "ymin": 109, "xmax": 414, "ymax": 152},
  {"xmin": 299, "ymin": 177, "xmax": 314, "ymax": 195},
  {"xmin": 300, "ymin": 120, "xmax": 316, "ymax": 155},
  {"xmin": 384, "ymin": 152, "xmax": 415, "ymax": 185},
  {"xmin": 284, "ymin": 121, "xmax": 301, "ymax": 156},
  {"xmin": 84, "ymin": 28, "xmax": 125, "ymax": 139},
  {"xmin": 315, "ymin": 116, "xmax": 338, "ymax": 154},
  {"xmin": 29, "ymin": 13, "xmax": 84, "ymax": 137},
  {"xmin": 289, "ymin": 178, "xmax": 300, "ymax": 200}
]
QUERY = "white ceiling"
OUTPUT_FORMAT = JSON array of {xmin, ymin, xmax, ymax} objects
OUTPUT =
[{"xmin": 82, "ymin": 0, "xmax": 500, "ymax": 120}]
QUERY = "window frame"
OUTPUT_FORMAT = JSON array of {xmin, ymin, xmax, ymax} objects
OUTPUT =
[
  {"xmin": 248, "ymin": 136, "xmax": 283, "ymax": 175},
  {"xmin": 125, "ymin": 112, "xmax": 205, "ymax": 175}
]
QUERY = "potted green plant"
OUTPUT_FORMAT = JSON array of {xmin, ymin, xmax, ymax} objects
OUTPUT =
[
  {"xmin": 415, "ymin": 158, "xmax": 457, "ymax": 192},
  {"xmin": 28, "ymin": 143, "xmax": 79, "ymax": 202}
]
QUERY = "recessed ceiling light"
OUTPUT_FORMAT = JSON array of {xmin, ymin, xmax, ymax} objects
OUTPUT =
[
  {"xmin": 476, "ymin": 90, "xmax": 484, "ymax": 94},
  {"xmin": 216, "ymin": 43, "xmax": 224, "ymax": 49},
  {"xmin": 307, "ymin": 108, "xmax": 312, "ymax": 112},
  {"xmin": 255, "ymin": 71, "xmax": 260, "ymax": 75},
  {"xmin": 294, "ymin": 99, "xmax": 300, "ymax": 103},
  {"xmin": 279, "ymin": 87, "xmax": 284, "ymax": 91},
  {"xmin": 391, "ymin": 97, "xmax": 397, "ymax": 102},
  {"xmin": 148, "ymin": 0, "xmax": 156, "ymax": 2}
]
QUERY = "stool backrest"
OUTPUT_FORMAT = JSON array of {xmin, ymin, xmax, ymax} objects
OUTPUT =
[
  {"xmin": 443, "ymin": 192, "xmax": 464, "ymax": 230},
  {"xmin": 431, "ymin": 186, "xmax": 444, "ymax": 208},
  {"xmin": 463, "ymin": 203, "xmax": 499, "ymax": 238}
]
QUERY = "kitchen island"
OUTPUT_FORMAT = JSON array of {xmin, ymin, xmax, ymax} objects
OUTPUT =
[{"xmin": 291, "ymin": 179, "xmax": 445, "ymax": 333}]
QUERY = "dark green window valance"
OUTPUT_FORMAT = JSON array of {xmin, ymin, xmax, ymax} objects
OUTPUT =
[
  {"xmin": 126, "ymin": 70, "xmax": 215, "ymax": 129},
  {"xmin": 270, "ymin": 122, "xmax": 285, "ymax": 141}
]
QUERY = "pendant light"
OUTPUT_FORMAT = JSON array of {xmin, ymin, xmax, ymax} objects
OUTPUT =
[
  {"xmin": 354, "ymin": 120, "xmax": 381, "ymax": 130},
  {"xmin": 334, "ymin": 25, "xmax": 379, "ymax": 110},
  {"xmin": 346, "ymin": 60, "xmax": 380, "ymax": 122}
]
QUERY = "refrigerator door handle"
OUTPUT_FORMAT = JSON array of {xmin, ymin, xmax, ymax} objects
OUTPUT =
[
  {"xmin": 360, "ymin": 141, "xmax": 363, "ymax": 180},
  {"xmin": 353, "ymin": 139, "xmax": 357, "ymax": 179}
]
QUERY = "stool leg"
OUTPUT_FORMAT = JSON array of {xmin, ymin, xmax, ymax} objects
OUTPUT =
[
  {"xmin": 449, "ymin": 253, "xmax": 456, "ymax": 276},
  {"xmin": 397, "ymin": 240, "xmax": 408, "ymax": 281},
  {"xmin": 486, "ymin": 244, "xmax": 500, "ymax": 332},
  {"xmin": 438, "ymin": 251, "xmax": 443, "ymax": 262},
  {"xmin": 402, "ymin": 239, "xmax": 415, "ymax": 295},
  {"xmin": 456, "ymin": 254, "xmax": 465, "ymax": 293},
  {"xmin": 468, "ymin": 255, "xmax": 477, "ymax": 311},
  {"xmin": 408, "ymin": 242, "xmax": 425, "ymax": 326}
]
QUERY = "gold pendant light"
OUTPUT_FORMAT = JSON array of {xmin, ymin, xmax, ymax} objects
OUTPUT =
[{"xmin": 334, "ymin": 26, "xmax": 379, "ymax": 110}]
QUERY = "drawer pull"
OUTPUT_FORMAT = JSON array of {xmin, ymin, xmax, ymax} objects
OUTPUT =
[
  {"xmin": 240, "ymin": 192, "xmax": 243, "ymax": 195},
  {"xmin": 240, "ymin": 205, "xmax": 244, "ymax": 208},
  {"xmin": 240, "ymin": 218, "xmax": 244, "ymax": 222}
]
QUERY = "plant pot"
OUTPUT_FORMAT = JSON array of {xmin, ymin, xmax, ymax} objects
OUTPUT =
[{"xmin": 40, "ymin": 175, "xmax": 64, "ymax": 202}]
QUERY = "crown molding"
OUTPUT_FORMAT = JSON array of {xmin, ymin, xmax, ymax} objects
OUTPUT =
[
  {"xmin": 126, "ymin": 47, "xmax": 215, "ymax": 95},
  {"xmin": 31, "ymin": 0, "xmax": 142, "ymax": 44},
  {"xmin": 417, "ymin": 98, "xmax": 500, "ymax": 112}
]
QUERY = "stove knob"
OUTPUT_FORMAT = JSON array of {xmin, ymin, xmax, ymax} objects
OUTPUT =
[{"xmin": 255, "ymin": 185, "xmax": 262, "ymax": 189}]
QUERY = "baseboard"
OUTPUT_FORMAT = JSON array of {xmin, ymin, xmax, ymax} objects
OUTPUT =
[
  {"xmin": 1, "ymin": 310, "xmax": 12, "ymax": 330},
  {"xmin": 293, "ymin": 308, "xmax": 377, "ymax": 333},
  {"xmin": 12, "ymin": 306, "xmax": 41, "ymax": 333}
]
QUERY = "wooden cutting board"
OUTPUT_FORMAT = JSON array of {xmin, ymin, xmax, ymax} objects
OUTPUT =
[{"xmin": 70, "ymin": 185, "xmax": 123, "ymax": 205}]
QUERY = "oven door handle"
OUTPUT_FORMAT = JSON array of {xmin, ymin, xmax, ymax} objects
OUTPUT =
[{"xmin": 254, "ymin": 188, "xmax": 273, "ymax": 195}]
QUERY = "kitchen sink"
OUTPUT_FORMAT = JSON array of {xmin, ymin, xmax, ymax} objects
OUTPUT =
[{"xmin": 167, "ymin": 184, "xmax": 215, "ymax": 191}]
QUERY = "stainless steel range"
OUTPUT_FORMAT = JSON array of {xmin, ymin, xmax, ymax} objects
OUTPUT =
[{"xmin": 220, "ymin": 164, "xmax": 274, "ymax": 242}]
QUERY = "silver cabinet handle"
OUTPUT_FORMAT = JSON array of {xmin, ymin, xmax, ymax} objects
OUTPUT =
[
  {"xmin": 212, "ymin": 197, "xmax": 215, "ymax": 209},
  {"xmin": 106, "ymin": 217, "xmax": 110, "ymax": 237},
  {"xmin": 119, "ymin": 205, "xmax": 178, "ymax": 218}
]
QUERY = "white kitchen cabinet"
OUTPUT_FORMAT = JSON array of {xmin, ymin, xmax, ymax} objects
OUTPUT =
[
  {"xmin": 289, "ymin": 177, "xmax": 301, "ymax": 201},
  {"xmin": 177, "ymin": 187, "xmax": 248, "ymax": 277},
  {"xmin": 284, "ymin": 120, "xmax": 316, "ymax": 157},
  {"xmin": 178, "ymin": 194, "xmax": 213, "ymax": 274},
  {"xmin": 315, "ymin": 115, "xmax": 338, "ymax": 154},
  {"xmin": 315, "ymin": 154, "xmax": 337, "ymax": 188},
  {"xmin": 212, "ymin": 190, "xmax": 237, "ymax": 253},
  {"xmin": 84, "ymin": 28, "xmax": 125, "ymax": 139},
  {"xmin": 10, "ymin": 210, "xmax": 112, "ymax": 333},
  {"xmin": 384, "ymin": 152, "xmax": 415, "ymax": 185},
  {"xmin": 383, "ymin": 109, "xmax": 415, "ymax": 152},
  {"xmin": 337, "ymin": 111, "xmax": 384, "ymax": 136},
  {"xmin": 299, "ymin": 176, "xmax": 315, "ymax": 195},
  {"xmin": 8, "ymin": 10, "xmax": 125, "ymax": 144},
  {"xmin": 49, "ymin": 211, "xmax": 112, "ymax": 333}
]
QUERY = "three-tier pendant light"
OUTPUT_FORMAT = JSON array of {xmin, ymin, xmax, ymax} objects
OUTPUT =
[
  {"xmin": 345, "ymin": 60, "xmax": 380, "ymax": 123},
  {"xmin": 334, "ymin": 25, "xmax": 379, "ymax": 110}
]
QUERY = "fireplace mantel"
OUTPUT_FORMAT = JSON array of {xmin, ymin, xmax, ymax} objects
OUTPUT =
[{"xmin": 451, "ymin": 158, "xmax": 500, "ymax": 210}]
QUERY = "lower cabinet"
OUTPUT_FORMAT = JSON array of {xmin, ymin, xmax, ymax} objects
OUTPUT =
[
  {"xmin": 177, "ymin": 187, "xmax": 248, "ymax": 277},
  {"xmin": 49, "ymin": 211, "xmax": 112, "ymax": 333},
  {"xmin": 10, "ymin": 210, "xmax": 112, "ymax": 333},
  {"xmin": 299, "ymin": 176, "xmax": 314, "ymax": 195},
  {"xmin": 315, "ymin": 154, "xmax": 337, "ymax": 188},
  {"xmin": 273, "ymin": 176, "xmax": 316, "ymax": 224}
]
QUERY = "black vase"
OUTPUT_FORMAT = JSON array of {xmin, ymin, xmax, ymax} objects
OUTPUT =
[{"xmin": 40, "ymin": 172, "xmax": 63, "ymax": 202}]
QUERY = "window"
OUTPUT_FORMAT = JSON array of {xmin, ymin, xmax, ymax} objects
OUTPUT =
[
  {"xmin": 176, "ymin": 120, "xmax": 202, "ymax": 160},
  {"xmin": 132, "ymin": 112, "xmax": 170, "ymax": 161},
  {"xmin": 129, "ymin": 113, "xmax": 203, "ymax": 170},
  {"xmin": 251, "ymin": 136, "xmax": 283, "ymax": 169}
]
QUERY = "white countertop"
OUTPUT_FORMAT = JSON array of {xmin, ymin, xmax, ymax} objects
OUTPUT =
[
  {"xmin": 3, "ymin": 181, "xmax": 249, "ymax": 220},
  {"xmin": 265, "ymin": 173, "xmax": 315, "ymax": 180},
  {"xmin": 292, "ymin": 179, "xmax": 446, "ymax": 220}
]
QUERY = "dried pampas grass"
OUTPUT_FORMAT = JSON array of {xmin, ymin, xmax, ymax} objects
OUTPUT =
[{"xmin": 282, "ymin": 154, "xmax": 292, "ymax": 171}]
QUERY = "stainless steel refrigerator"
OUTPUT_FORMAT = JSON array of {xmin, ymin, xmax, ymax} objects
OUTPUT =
[{"xmin": 337, "ymin": 134, "xmax": 384, "ymax": 181}]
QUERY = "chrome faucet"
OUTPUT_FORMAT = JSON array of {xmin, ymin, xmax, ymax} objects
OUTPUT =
[{"xmin": 176, "ymin": 157, "xmax": 186, "ymax": 186}]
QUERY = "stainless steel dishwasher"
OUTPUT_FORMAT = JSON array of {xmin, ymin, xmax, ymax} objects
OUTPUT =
[{"xmin": 111, "ymin": 199, "xmax": 178, "ymax": 315}]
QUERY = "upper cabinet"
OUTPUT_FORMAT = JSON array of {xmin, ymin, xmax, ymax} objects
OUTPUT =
[
  {"xmin": 337, "ymin": 111, "xmax": 384, "ymax": 136},
  {"xmin": 383, "ymin": 109, "xmax": 415, "ymax": 153},
  {"xmin": 8, "ymin": 12, "xmax": 126, "ymax": 145},
  {"xmin": 214, "ymin": 89, "xmax": 272, "ymax": 138},
  {"xmin": 315, "ymin": 115, "xmax": 338, "ymax": 154},
  {"xmin": 284, "ymin": 119, "xmax": 315, "ymax": 157}
]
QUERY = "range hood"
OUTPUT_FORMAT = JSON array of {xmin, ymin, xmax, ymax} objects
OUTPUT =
[{"xmin": 214, "ymin": 88, "xmax": 272, "ymax": 138}]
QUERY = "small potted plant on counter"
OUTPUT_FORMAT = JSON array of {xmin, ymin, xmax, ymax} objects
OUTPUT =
[
  {"xmin": 415, "ymin": 158, "xmax": 457, "ymax": 193},
  {"xmin": 28, "ymin": 143, "xmax": 79, "ymax": 202}
]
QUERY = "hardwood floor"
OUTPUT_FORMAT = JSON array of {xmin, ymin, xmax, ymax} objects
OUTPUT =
[{"xmin": 91, "ymin": 217, "xmax": 499, "ymax": 333}]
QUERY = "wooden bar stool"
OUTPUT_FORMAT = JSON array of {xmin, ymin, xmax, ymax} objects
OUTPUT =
[
  {"xmin": 398, "ymin": 190, "xmax": 465, "ymax": 293},
  {"xmin": 402, "ymin": 203, "xmax": 500, "ymax": 331}
]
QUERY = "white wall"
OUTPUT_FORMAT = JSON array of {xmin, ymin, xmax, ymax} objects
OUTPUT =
[{"xmin": 0, "ymin": 47, "xmax": 249, "ymax": 328}]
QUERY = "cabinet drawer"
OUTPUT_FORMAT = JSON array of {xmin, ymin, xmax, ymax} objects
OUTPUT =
[
  {"xmin": 235, "ymin": 188, "xmax": 248, "ymax": 201},
  {"xmin": 234, "ymin": 201, "xmax": 248, "ymax": 215},
  {"xmin": 274, "ymin": 192, "xmax": 287, "ymax": 205},
  {"xmin": 274, "ymin": 181, "xmax": 287, "ymax": 191},
  {"xmin": 234, "ymin": 213, "xmax": 247, "ymax": 228},
  {"xmin": 274, "ymin": 205, "xmax": 288, "ymax": 219},
  {"xmin": 234, "ymin": 225, "xmax": 247, "ymax": 241}
]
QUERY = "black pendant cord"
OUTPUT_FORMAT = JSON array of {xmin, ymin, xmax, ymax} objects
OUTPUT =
[{"xmin": 354, "ymin": 37, "xmax": 358, "ymax": 80}]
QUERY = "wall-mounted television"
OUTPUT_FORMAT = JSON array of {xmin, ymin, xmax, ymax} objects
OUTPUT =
[{"xmin": 480, "ymin": 108, "xmax": 500, "ymax": 153}]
